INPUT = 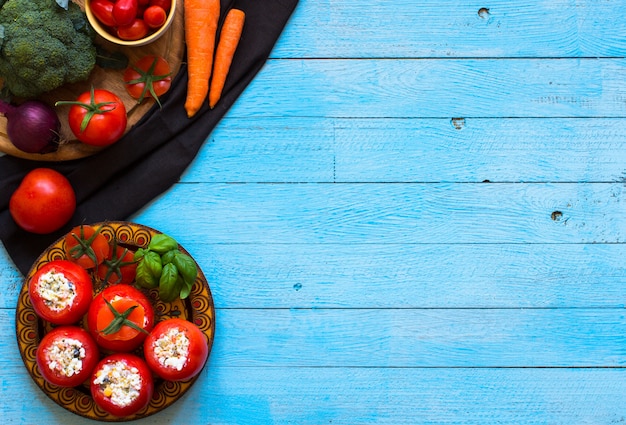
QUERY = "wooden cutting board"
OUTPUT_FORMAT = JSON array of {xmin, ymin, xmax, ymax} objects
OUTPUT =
[{"xmin": 0, "ymin": 0, "xmax": 185, "ymax": 161}]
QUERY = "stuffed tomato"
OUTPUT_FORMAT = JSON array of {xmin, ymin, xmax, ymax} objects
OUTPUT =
[
  {"xmin": 36, "ymin": 326, "xmax": 99, "ymax": 387},
  {"xmin": 143, "ymin": 318, "xmax": 208, "ymax": 381},
  {"xmin": 91, "ymin": 353, "xmax": 154, "ymax": 417},
  {"xmin": 28, "ymin": 259, "xmax": 93, "ymax": 325}
]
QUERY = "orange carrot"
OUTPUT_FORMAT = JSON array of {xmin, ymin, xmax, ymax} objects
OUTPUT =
[
  {"xmin": 209, "ymin": 8, "xmax": 245, "ymax": 109},
  {"xmin": 184, "ymin": 0, "xmax": 220, "ymax": 118}
]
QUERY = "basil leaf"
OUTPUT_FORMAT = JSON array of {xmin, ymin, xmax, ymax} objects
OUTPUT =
[
  {"xmin": 173, "ymin": 252, "xmax": 197, "ymax": 286},
  {"xmin": 143, "ymin": 251, "xmax": 163, "ymax": 278},
  {"xmin": 135, "ymin": 261, "xmax": 158, "ymax": 289},
  {"xmin": 161, "ymin": 249, "xmax": 181, "ymax": 265},
  {"xmin": 133, "ymin": 247, "xmax": 147, "ymax": 261},
  {"xmin": 179, "ymin": 278, "xmax": 193, "ymax": 300},
  {"xmin": 159, "ymin": 263, "xmax": 180, "ymax": 302},
  {"xmin": 148, "ymin": 234, "xmax": 179, "ymax": 254}
]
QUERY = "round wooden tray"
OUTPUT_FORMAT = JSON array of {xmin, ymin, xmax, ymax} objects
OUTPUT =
[
  {"xmin": 0, "ymin": 0, "xmax": 185, "ymax": 162},
  {"xmin": 16, "ymin": 221, "xmax": 215, "ymax": 422}
]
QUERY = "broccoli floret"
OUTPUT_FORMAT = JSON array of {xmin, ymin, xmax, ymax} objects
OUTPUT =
[{"xmin": 0, "ymin": 0, "xmax": 96, "ymax": 98}]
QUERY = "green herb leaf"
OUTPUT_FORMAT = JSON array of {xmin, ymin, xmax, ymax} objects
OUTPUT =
[
  {"xmin": 148, "ymin": 234, "xmax": 179, "ymax": 254},
  {"xmin": 161, "ymin": 249, "xmax": 180, "ymax": 265},
  {"xmin": 159, "ymin": 263, "xmax": 180, "ymax": 302},
  {"xmin": 173, "ymin": 252, "xmax": 197, "ymax": 287}
]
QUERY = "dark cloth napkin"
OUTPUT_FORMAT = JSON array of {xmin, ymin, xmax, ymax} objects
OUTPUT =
[{"xmin": 0, "ymin": 0, "xmax": 298, "ymax": 276}]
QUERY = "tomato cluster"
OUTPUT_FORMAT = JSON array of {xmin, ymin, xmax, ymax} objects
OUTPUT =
[
  {"xmin": 30, "ymin": 224, "xmax": 209, "ymax": 418},
  {"xmin": 90, "ymin": 0, "xmax": 172, "ymax": 41}
]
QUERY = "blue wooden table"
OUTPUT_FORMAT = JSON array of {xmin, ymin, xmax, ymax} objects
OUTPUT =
[{"xmin": 2, "ymin": 0, "xmax": 626, "ymax": 423}]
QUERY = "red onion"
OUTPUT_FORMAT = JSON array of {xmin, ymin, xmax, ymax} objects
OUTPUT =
[{"xmin": 0, "ymin": 99, "xmax": 61, "ymax": 154}]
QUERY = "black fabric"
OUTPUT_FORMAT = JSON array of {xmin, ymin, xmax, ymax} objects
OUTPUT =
[{"xmin": 0, "ymin": 0, "xmax": 298, "ymax": 275}]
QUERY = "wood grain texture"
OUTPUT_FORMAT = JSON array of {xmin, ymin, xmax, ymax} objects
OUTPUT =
[{"xmin": 272, "ymin": 0, "xmax": 626, "ymax": 58}]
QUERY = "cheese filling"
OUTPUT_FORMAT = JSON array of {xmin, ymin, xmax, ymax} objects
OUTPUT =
[
  {"xmin": 153, "ymin": 327, "xmax": 190, "ymax": 371},
  {"xmin": 36, "ymin": 270, "xmax": 76, "ymax": 311},
  {"xmin": 93, "ymin": 361, "xmax": 142, "ymax": 407},
  {"xmin": 45, "ymin": 337, "xmax": 86, "ymax": 377}
]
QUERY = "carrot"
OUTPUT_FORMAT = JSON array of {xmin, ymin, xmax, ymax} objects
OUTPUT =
[
  {"xmin": 209, "ymin": 8, "xmax": 245, "ymax": 109},
  {"xmin": 184, "ymin": 0, "xmax": 220, "ymax": 118}
]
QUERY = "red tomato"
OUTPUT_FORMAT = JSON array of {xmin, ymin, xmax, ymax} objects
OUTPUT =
[
  {"xmin": 90, "ymin": 0, "xmax": 116, "ymax": 27},
  {"xmin": 123, "ymin": 55, "xmax": 172, "ymax": 103},
  {"xmin": 113, "ymin": 0, "xmax": 138, "ymax": 26},
  {"xmin": 143, "ymin": 5, "xmax": 166, "ymax": 28},
  {"xmin": 36, "ymin": 326, "xmax": 99, "ymax": 387},
  {"xmin": 137, "ymin": 0, "xmax": 150, "ymax": 6},
  {"xmin": 148, "ymin": 0, "xmax": 170, "ymax": 13},
  {"xmin": 143, "ymin": 318, "xmax": 209, "ymax": 381},
  {"xmin": 87, "ymin": 284, "xmax": 155, "ymax": 352},
  {"xmin": 91, "ymin": 353, "xmax": 154, "ymax": 417},
  {"xmin": 28, "ymin": 260, "xmax": 93, "ymax": 325},
  {"xmin": 117, "ymin": 18, "xmax": 149, "ymax": 40},
  {"xmin": 63, "ymin": 88, "xmax": 127, "ymax": 147},
  {"xmin": 64, "ymin": 224, "xmax": 110, "ymax": 269},
  {"xmin": 9, "ymin": 168, "xmax": 76, "ymax": 234},
  {"xmin": 96, "ymin": 243, "xmax": 138, "ymax": 285}
]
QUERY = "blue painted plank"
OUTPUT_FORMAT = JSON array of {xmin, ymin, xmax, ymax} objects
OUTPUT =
[
  {"xmin": 132, "ymin": 182, "xmax": 626, "ymax": 244},
  {"xmin": 188, "ymin": 117, "xmax": 626, "ymax": 183},
  {"xmin": 229, "ymin": 58, "xmax": 626, "ymax": 118},
  {"xmin": 273, "ymin": 0, "xmax": 626, "ymax": 58}
]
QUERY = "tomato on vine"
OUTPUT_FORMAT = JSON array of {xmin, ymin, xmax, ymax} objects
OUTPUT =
[
  {"xmin": 87, "ymin": 284, "xmax": 155, "ymax": 352},
  {"xmin": 64, "ymin": 224, "xmax": 110, "ymax": 269},
  {"xmin": 56, "ymin": 87, "xmax": 127, "ymax": 147},
  {"xmin": 96, "ymin": 239, "xmax": 138, "ymax": 285},
  {"xmin": 123, "ymin": 55, "xmax": 172, "ymax": 107}
]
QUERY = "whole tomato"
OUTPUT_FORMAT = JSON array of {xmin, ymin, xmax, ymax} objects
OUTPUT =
[
  {"xmin": 36, "ymin": 326, "xmax": 99, "ymax": 387},
  {"xmin": 91, "ymin": 353, "xmax": 154, "ymax": 417},
  {"xmin": 9, "ymin": 168, "xmax": 76, "ymax": 234},
  {"xmin": 90, "ymin": 0, "xmax": 116, "ymax": 27},
  {"xmin": 96, "ymin": 240, "xmax": 138, "ymax": 285},
  {"xmin": 123, "ymin": 55, "xmax": 172, "ymax": 105},
  {"xmin": 87, "ymin": 284, "xmax": 155, "ymax": 352},
  {"xmin": 149, "ymin": 0, "xmax": 170, "ymax": 13},
  {"xmin": 64, "ymin": 224, "xmax": 110, "ymax": 269},
  {"xmin": 143, "ymin": 5, "xmax": 166, "ymax": 28},
  {"xmin": 113, "ymin": 0, "xmax": 138, "ymax": 26},
  {"xmin": 58, "ymin": 88, "xmax": 127, "ymax": 147},
  {"xmin": 143, "ymin": 318, "xmax": 209, "ymax": 381},
  {"xmin": 28, "ymin": 260, "xmax": 93, "ymax": 325},
  {"xmin": 117, "ymin": 18, "xmax": 149, "ymax": 40}
]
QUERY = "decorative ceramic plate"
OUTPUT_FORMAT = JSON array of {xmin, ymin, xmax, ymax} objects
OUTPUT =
[
  {"xmin": 0, "ymin": 0, "xmax": 185, "ymax": 161},
  {"xmin": 15, "ymin": 221, "xmax": 215, "ymax": 422}
]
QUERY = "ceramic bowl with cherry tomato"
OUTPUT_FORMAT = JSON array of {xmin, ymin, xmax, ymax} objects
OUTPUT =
[{"xmin": 85, "ymin": 0, "xmax": 177, "ymax": 46}]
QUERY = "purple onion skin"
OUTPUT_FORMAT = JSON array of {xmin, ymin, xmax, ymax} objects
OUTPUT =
[{"xmin": 0, "ymin": 100, "xmax": 61, "ymax": 154}]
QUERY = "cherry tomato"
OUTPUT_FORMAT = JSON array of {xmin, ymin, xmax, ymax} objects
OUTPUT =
[
  {"xmin": 148, "ymin": 0, "xmax": 170, "ymax": 13},
  {"xmin": 9, "ymin": 168, "xmax": 76, "ymax": 234},
  {"xmin": 91, "ymin": 353, "xmax": 154, "ymax": 417},
  {"xmin": 143, "ymin": 318, "xmax": 209, "ymax": 381},
  {"xmin": 117, "ymin": 18, "xmax": 149, "ymax": 40},
  {"xmin": 96, "ymin": 241, "xmax": 138, "ymax": 285},
  {"xmin": 90, "ymin": 0, "xmax": 116, "ymax": 27},
  {"xmin": 61, "ymin": 88, "xmax": 127, "ymax": 147},
  {"xmin": 36, "ymin": 326, "xmax": 99, "ymax": 387},
  {"xmin": 123, "ymin": 55, "xmax": 172, "ymax": 104},
  {"xmin": 137, "ymin": 0, "xmax": 150, "ymax": 6},
  {"xmin": 87, "ymin": 284, "xmax": 155, "ymax": 352},
  {"xmin": 113, "ymin": 0, "xmax": 138, "ymax": 26},
  {"xmin": 64, "ymin": 224, "xmax": 110, "ymax": 269},
  {"xmin": 28, "ymin": 260, "xmax": 93, "ymax": 325},
  {"xmin": 143, "ymin": 5, "xmax": 166, "ymax": 28}
]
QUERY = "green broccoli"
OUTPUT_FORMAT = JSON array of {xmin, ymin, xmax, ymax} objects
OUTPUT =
[{"xmin": 0, "ymin": 0, "xmax": 97, "ymax": 98}]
